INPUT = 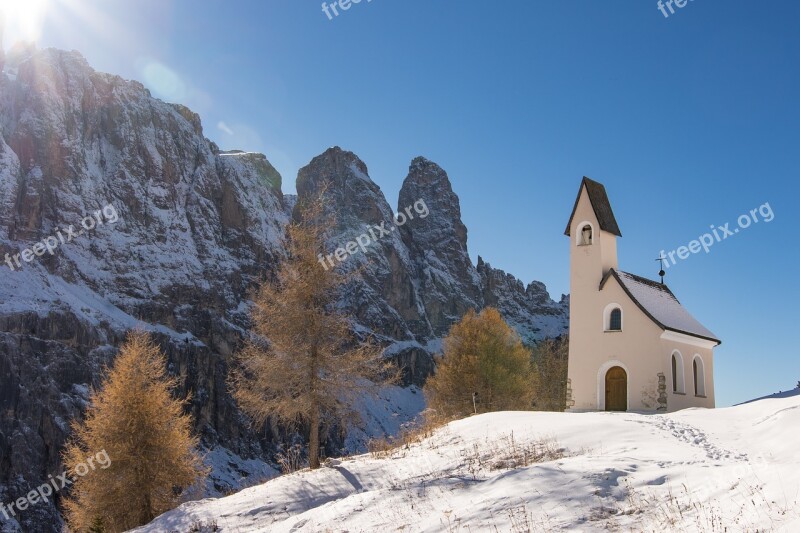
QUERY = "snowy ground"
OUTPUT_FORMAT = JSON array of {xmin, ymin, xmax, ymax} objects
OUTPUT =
[{"xmin": 132, "ymin": 394, "xmax": 800, "ymax": 532}]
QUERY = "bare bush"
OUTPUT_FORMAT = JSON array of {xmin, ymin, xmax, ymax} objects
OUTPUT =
[{"xmin": 276, "ymin": 444, "xmax": 305, "ymax": 474}]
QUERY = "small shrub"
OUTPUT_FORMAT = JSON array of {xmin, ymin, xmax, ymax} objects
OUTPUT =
[
  {"xmin": 189, "ymin": 519, "xmax": 219, "ymax": 532},
  {"xmin": 276, "ymin": 444, "xmax": 305, "ymax": 474},
  {"xmin": 167, "ymin": 519, "xmax": 218, "ymax": 533}
]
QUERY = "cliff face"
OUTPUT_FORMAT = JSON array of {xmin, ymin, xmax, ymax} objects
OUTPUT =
[
  {"xmin": 398, "ymin": 157, "xmax": 484, "ymax": 338},
  {"xmin": 0, "ymin": 48, "xmax": 288, "ymax": 532},
  {"xmin": 0, "ymin": 48, "xmax": 566, "ymax": 531}
]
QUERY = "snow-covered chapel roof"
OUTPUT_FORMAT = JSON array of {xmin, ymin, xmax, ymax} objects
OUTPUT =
[{"xmin": 601, "ymin": 269, "xmax": 721, "ymax": 345}]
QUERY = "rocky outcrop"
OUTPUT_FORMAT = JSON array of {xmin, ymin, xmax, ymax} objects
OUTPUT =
[
  {"xmin": 399, "ymin": 157, "xmax": 484, "ymax": 337},
  {"xmin": 477, "ymin": 257, "xmax": 569, "ymax": 344},
  {"xmin": 0, "ymin": 47, "xmax": 567, "ymax": 532},
  {"xmin": 296, "ymin": 147, "xmax": 429, "ymax": 342}
]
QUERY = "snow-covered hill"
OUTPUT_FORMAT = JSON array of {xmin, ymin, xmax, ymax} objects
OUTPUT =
[
  {"xmin": 739, "ymin": 387, "xmax": 800, "ymax": 404},
  {"xmin": 133, "ymin": 394, "xmax": 800, "ymax": 532}
]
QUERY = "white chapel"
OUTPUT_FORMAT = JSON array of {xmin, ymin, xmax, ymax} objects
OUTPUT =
[{"xmin": 565, "ymin": 177, "xmax": 720, "ymax": 412}]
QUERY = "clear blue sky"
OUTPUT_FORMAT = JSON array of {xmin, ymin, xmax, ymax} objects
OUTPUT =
[{"xmin": 4, "ymin": 0, "xmax": 799, "ymax": 406}]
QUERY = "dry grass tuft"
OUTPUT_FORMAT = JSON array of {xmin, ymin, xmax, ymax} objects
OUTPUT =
[
  {"xmin": 462, "ymin": 432, "xmax": 566, "ymax": 478},
  {"xmin": 276, "ymin": 444, "xmax": 305, "ymax": 474},
  {"xmin": 612, "ymin": 478, "xmax": 799, "ymax": 532},
  {"xmin": 367, "ymin": 410, "xmax": 451, "ymax": 459}
]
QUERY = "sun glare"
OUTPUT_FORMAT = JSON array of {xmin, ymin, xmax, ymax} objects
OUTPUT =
[{"xmin": 1, "ymin": 0, "xmax": 50, "ymax": 43}]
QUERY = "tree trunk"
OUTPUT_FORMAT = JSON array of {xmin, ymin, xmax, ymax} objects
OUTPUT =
[
  {"xmin": 308, "ymin": 343, "xmax": 321, "ymax": 470},
  {"xmin": 309, "ymin": 405, "xmax": 321, "ymax": 469}
]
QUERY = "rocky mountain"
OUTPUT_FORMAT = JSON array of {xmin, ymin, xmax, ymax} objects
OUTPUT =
[{"xmin": 0, "ymin": 47, "xmax": 567, "ymax": 532}]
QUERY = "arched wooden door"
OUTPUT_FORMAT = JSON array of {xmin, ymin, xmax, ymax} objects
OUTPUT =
[{"xmin": 605, "ymin": 366, "xmax": 627, "ymax": 412}]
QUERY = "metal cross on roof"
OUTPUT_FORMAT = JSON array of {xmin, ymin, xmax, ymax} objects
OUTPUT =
[{"xmin": 655, "ymin": 255, "xmax": 667, "ymax": 284}]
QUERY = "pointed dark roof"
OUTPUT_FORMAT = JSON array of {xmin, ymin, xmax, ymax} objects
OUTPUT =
[
  {"xmin": 600, "ymin": 269, "xmax": 721, "ymax": 345},
  {"xmin": 564, "ymin": 177, "xmax": 622, "ymax": 237}
]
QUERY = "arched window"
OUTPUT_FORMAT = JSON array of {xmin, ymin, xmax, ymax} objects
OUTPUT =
[
  {"xmin": 603, "ymin": 304, "xmax": 623, "ymax": 332},
  {"xmin": 580, "ymin": 224, "xmax": 593, "ymax": 246},
  {"xmin": 693, "ymin": 356, "xmax": 706, "ymax": 397},
  {"xmin": 609, "ymin": 309, "xmax": 622, "ymax": 331},
  {"xmin": 671, "ymin": 351, "xmax": 685, "ymax": 393},
  {"xmin": 672, "ymin": 355, "xmax": 677, "ymax": 392}
]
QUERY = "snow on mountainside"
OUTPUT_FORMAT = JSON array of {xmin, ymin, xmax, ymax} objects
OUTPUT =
[
  {"xmin": 0, "ymin": 47, "xmax": 567, "ymax": 531},
  {"xmin": 134, "ymin": 394, "xmax": 800, "ymax": 532}
]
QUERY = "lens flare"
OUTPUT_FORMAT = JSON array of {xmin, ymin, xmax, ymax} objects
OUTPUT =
[
  {"xmin": 1, "ymin": 0, "xmax": 50, "ymax": 43},
  {"xmin": 140, "ymin": 61, "xmax": 187, "ymax": 101}
]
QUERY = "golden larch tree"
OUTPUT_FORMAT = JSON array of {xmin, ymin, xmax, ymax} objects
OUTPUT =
[
  {"xmin": 230, "ymin": 198, "xmax": 394, "ymax": 469},
  {"xmin": 424, "ymin": 307, "xmax": 534, "ymax": 418},
  {"xmin": 62, "ymin": 331, "xmax": 207, "ymax": 532}
]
